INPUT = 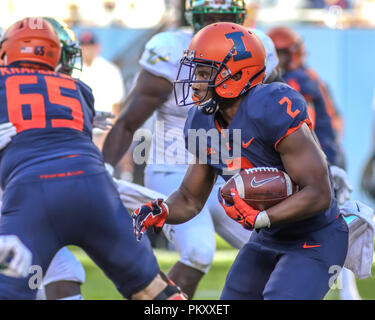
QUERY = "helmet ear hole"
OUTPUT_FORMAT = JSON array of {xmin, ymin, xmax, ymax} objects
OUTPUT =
[{"xmin": 232, "ymin": 71, "xmax": 242, "ymax": 81}]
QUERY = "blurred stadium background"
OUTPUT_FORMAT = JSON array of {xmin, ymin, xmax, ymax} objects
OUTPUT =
[{"xmin": 2, "ymin": 0, "xmax": 375, "ymax": 299}]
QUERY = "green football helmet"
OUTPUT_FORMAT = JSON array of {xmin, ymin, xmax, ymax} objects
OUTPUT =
[
  {"xmin": 43, "ymin": 17, "xmax": 82, "ymax": 76},
  {"xmin": 185, "ymin": 0, "xmax": 247, "ymax": 33}
]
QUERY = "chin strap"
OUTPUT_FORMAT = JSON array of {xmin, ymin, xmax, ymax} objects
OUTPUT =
[{"xmin": 198, "ymin": 97, "xmax": 219, "ymax": 115}]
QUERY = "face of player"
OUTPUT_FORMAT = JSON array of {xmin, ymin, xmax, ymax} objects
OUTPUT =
[
  {"xmin": 276, "ymin": 49, "xmax": 291, "ymax": 72},
  {"xmin": 81, "ymin": 43, "xmax": 100, "ymax": 66},
  {"xmin": 191, "ymin": 64, "xmax": 217, "ymax": 103},
  {"xmin": 201, "ymin": 13, "xmax": 237, "ymax": 28}
]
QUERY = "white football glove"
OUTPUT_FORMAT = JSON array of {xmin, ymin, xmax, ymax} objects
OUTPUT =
[
  {"xmin": 330, "ymin": 165, "xmax": 353, "ymax": 206},
  {"xmin": 115, "ymin": 179, "xmax": 167, "ymax": 212},
  {"xmin": 93, "ymin": 111, "xmax": 115, "ymax": 130},
  {"xmin": 0, "ymin": 235, "xmax": 32, "ymax": 278},
  {"xmin": 0, "ymin": 122, "xmax": 17, "ymax": 150},
  {"xmin": 105, "ymin": 162, "xmax": 115, "ymax": 177}
]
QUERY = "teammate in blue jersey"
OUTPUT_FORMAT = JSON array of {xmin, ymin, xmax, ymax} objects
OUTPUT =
[
  {"xmin": 0, "ymin": 17, "xmax": 186, "ymax": 300},
  {"xmin": 132, "ymin": 22, "xmax": 349, "ymax": 299},
  {"xmin": 267, "ymin": 26, "xmax": 344, "ymax": 168},
  {"xmin": 267, "ymin": 26, "xmax": 361, "ymax": 300}
]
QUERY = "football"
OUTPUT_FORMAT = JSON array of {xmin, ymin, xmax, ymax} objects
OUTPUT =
[{"xmin": 220, "ymin": 167, "xmax": 298, "ymax": 210}]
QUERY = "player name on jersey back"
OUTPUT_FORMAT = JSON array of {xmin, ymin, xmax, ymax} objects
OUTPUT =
[{"xmin": 0, "ymin": 66, "xmax": 102, "ymax": 188}]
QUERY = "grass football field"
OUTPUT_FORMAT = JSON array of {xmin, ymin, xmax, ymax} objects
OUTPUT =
[{"xmin": 68, "ymin": 235, "xmax": 375, "ymax": 300}]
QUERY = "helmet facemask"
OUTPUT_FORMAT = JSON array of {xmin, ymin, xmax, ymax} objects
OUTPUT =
[
  {"xmin": 43, "ymin": 17, "xmax": 82, "ymax": 76},
  {"xmin": 174, "ymin": 47, "xmax": 235, "ymax": 114},
  {"xmin": 175, "ymin": 22, "xmax": 266, "ymax": 115},
  {"xmin": 174, "ymin": 45, "xmax": 264, "ymax": 115},
  {"xmin": 58, "ymin": 38, "xmax": 82, "ymax": 76}
]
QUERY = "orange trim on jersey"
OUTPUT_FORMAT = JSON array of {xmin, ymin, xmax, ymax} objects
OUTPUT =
[
  {"xmin": 287, "ymin": 78, "xmax": 301, "ymax": 92},
  {"xmin": 274, "ymin": 118, "xmax": 313, "ymax": 150},
  {"xmin": 306, "ymin": 68, "xmax": 343, "ymax": 139},
  {"xmin": 318, "ymin": 80, "xmax": 343, "ymax": 138},
  {"xmin": 225, "ymin": 157, "xmax": 254, "ymax": 172},
  {"xmin": 207, "ymin": 147, "xmax": 216, "ymax": 155},
  {"xmin": 59, "ymin": 154, "xmax": 80, "ymax": 159},
  {"xmin": 214, "ymin": 119, "xmax": 226, "ymax": 137},
  {"xmin": 307, "ymin": 104, "xmax": 316, "ymax": 129}
]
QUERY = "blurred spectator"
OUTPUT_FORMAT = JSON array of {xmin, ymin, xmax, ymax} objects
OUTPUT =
[
  {"xmin": 79, "ymin": 30, "xmax": 124, "ymax": 117},
  {"xmin": 78, "ymin": 30, "xmax": 133, "ymax": 181},
  {"xmin": 102, "ymin": 0, "xmax": 124, "ymax": 27},
  {"xmin": 305, "ymin": 0, "xmax": 352, "ymax": 8},
  {"xmin": 66, "ymin": 3, "xmax": 82, "ymax": 27}
]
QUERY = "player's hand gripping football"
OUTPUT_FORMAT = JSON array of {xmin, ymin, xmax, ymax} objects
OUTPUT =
[
  {"xmin": 218, "ymin": 187, "xmax": 270, "ymax": 230},
  {"xmin": 132, "ymin": 199, "xmax": 169, "ymax": 241}
]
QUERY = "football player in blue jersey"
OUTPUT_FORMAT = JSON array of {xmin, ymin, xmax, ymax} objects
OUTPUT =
[
  {"xmin": 132, "ymin": 22, "xmax": 349, "ymax": 300},
  {"xmin": 0, "ymin": 17, "xmax": 86, "ymax": 300},
  {"xmin": 268, "ymin": 26, "xmax": 360, "ymax": 300},
  {"xmin": 267, "ymin": 26, "xmax": 345, "ymax": 169},
  {"xmin": 0, "ymin": 17, "xmax": 186, "ymax": 300},
  {"xmin": 102, "ymin": 0, "xmax": 254, "ymax": 299}
]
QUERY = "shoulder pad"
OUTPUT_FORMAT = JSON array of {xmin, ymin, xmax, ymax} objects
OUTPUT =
[
  {"xmin": 144, "ymin": 31, "xmax": 192, "ymax": 65},
  {"xmin": 248, "ymin": 83, "xmax": 310, "ymax": 148},
  {"xmin": 284, "ymin": 69, "xmax": 320, "ymax": 98}
]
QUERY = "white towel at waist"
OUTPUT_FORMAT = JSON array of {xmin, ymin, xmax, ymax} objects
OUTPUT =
[{"xmin": 341, "ymin": 200, "xmax": 375, "ymax": 279}]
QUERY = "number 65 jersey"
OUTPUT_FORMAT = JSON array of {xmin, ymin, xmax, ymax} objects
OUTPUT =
[{"xmin": 0, "ymin": 66, "xmax": 103, "ymax": 189}]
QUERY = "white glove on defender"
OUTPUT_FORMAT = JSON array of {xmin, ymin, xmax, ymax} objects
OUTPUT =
[
  {"xmin": 115, "ymin": 179, "xmax": 167, "ymax": 212},
  {"xmin": 0, "ymin": 122, "xmax": 17, "ymax": 150},
  {"xmin": 0, "ymin": 235, "xmax": 32, "ymax": 278},
  {"xmin": 330, "ymin": 165, "xmax": 353, "ymax": 206},
  {"xmin": 93, "ymin": 111, "xmax": 115, "ymax": 130},
  {"xmin": 104, "ymin": 163, "xmax": 167, "ymax": 211}
]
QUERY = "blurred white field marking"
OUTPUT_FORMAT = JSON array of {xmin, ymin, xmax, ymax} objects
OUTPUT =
[{"xmin": 154, "ymin": 249, "xmax": 239, "ymax": 263}]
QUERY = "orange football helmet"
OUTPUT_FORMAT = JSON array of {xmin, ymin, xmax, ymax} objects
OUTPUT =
[
  {"xmin": 0, "ymin": 17, "xmax": 61, "ymax": 70},
  {"xmin": 267, "ymin": 26, "xmax": 305, "ymax": 71},
  {"xmin": 174, "ymin": 22, "xmax": 266, "ymax": 114}
]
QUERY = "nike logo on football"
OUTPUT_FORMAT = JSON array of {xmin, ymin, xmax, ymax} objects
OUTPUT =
[
  {"xmin": 242, "ymin": 137, "xmax": 254, "ymax": 149},
  {"xmin": 250, "ymin": 176, "xmax": 279, "ymax": 188},
  {"xmin": 302, "ymin": 242, "xmax": 321, "ymax": 249}
]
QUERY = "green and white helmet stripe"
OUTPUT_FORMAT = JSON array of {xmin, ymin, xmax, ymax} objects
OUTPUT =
[{"xmin": 185, "ymin": 0, "xmax": 247, "ymax": 33}]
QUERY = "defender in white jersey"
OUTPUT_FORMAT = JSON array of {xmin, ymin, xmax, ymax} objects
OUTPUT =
[{"xmin": 103, "ymin": 0, "xmax": 279, "ymax": 298}]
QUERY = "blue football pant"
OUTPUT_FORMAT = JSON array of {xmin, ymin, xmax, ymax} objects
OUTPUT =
[
  {"xmin": 221, "ymin": 216, "xmax": 348, "ymax": 300},
  {"xmin": 0, "ymin": 169, "xmax": 159, "ymax": 299}
]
